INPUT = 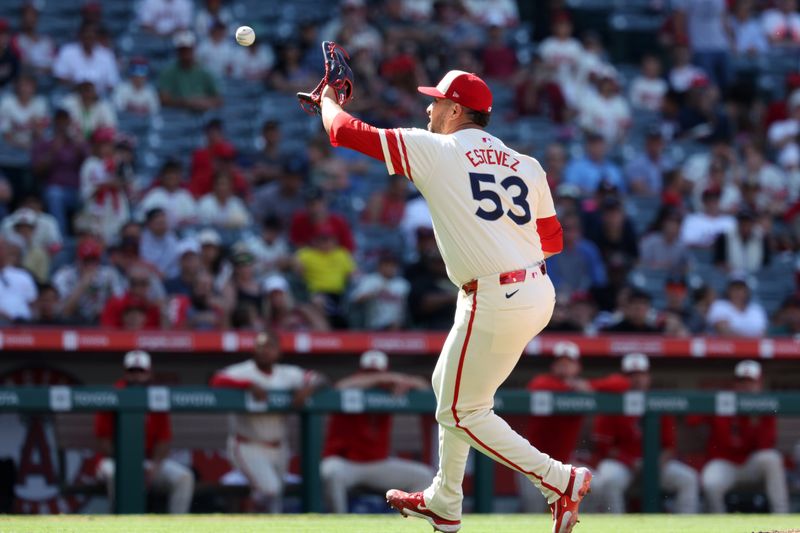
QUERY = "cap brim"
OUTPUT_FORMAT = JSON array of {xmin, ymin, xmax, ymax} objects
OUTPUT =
[{"xmin": 417, "ymin": 86, "xmax": 446, "ymax": 99}]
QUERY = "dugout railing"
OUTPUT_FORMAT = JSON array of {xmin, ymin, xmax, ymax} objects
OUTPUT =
[{"xmin": 1, "ymin": 387, "xmax": 798, "ymax": 514}]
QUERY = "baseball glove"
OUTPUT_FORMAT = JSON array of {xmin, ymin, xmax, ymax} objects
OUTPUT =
[{"xmin": 297, "ymin": 40, "xmax": 354, "ymax": 115}]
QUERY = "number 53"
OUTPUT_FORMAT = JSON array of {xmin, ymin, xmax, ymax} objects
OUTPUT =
[{"xmin": 469, "ymin": 172, "xmax": 531, "ymax": 225}]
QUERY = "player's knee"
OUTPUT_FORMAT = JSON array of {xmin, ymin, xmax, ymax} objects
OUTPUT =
[
  {"xmin": 752, "ymin": 449, "xmax": 783, "ymax": 470},
  {"xmin": 320, "ymin": 457, "xmax": 346, "ymax": 481},
  {"xmin": 434, "ymin": 407, "xmax": 456, "ymax": 428}
]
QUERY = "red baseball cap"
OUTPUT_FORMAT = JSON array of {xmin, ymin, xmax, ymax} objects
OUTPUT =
[
  {"xmin": 78, "ymin": 238, "xmax": 103, "ymax": 260},
  {"xmin": 418, "ymin": 70, "xmax": 493, "ymax": 114}
]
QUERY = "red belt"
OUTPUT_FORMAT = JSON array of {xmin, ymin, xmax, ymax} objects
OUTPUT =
[{"xmin": 461, "ymin": 263, "xmax": 547, "ymax": 295}]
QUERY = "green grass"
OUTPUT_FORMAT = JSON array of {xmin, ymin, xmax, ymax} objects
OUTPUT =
[{"xmin": 1, "ymin": 515, "xmax": 799, "ymax": 533}]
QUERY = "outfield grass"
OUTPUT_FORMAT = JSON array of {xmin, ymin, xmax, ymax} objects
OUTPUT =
[{"xmin": 1, "ymin": 514, "xmax": 799, "ymax": 533}]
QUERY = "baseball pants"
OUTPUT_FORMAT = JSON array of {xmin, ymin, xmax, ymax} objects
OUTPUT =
[
  {"xmin": 701, "ymin": 449, "xmax": 789, "ymax": 513},
  {"xmin": 321, "ymin": 456, "xmax": 433, "ymax": 513},
  {"xmin": 590, "ymin": 458, "xmax": 699, "ymax": 514},
  {"xmin": 228, "ymin": 436, "xmax": 289, "ymax": 512},
  {"xmin": 98, "ymin": 458, "xmax": 194, "ymax": 513},
  {"xmin": 422, "ymin": 266, "xmax": 572, "ymax": 521}
]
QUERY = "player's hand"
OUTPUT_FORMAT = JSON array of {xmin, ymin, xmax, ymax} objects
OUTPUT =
[{"xmin": 249, "ymin": 384, "xmax": 268, "ymax": 402}]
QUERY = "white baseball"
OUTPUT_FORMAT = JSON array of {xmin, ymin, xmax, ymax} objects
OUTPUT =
[{"xmin": 235, "ymin": 26, "xmax": 255, "ymax": 46}]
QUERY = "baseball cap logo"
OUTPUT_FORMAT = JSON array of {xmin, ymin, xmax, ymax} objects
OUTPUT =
[{"xmin": 452, "ymin": 91, "xmax": 460, "ymax": 98}]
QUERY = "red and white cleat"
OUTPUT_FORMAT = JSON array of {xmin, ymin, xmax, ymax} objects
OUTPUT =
[
  {"xmin": 386, "ymin": 489, "xmax": 461, "ymax": 532},
  {"xmin": 550, "ymin": 466, "xmax": 592, "ymax": 533}
]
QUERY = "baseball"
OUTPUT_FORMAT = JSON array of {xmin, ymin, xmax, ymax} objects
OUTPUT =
[{"xmin": 235, "ymin": 26, "xmax": 255, "ymax": 46}]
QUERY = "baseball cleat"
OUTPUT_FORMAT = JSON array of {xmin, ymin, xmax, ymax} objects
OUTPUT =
[
  {"xmin": 386, "ymin": 489, "xmax": 461, "ymax": 532},
  {"xmin": 550, "ymin": 466, "xmax": 592, "ymax": 533}
]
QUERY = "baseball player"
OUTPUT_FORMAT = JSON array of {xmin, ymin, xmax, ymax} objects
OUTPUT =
[
  {"xmin": 321, "ymin": 350, "xmax": 434, "ymax": 513},
  {"xmin": 696, "ymin": 360, "xmax": 789, "ymax": 513},
  {"xmin": 95, "ymin": 350, "xmax": 195, "ymax": 513},
  {"xmin": 315, "ymin": 70, "xmax": 590, "ymax": 533},
  {"xmin": 589, "ymin": 353, "xmax": 699, "ymax": 514},
  {"xmin": 210, "ymin": 331, "xmax": 326, "ymax": 512}
]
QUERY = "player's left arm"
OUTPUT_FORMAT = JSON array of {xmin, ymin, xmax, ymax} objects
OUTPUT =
[{"xmin": 534, "ymin": 161, "xmax": 563, "ymax": 257}]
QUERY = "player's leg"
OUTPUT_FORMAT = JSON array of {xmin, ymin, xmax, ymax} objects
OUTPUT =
[
  {"xmin": 517, "ymin": 472, "xmax": 548, "ymax": 513},
  {"xmin": 423, "ymin": 420, "xmax": 472, "ymax": 520},
  {"xmin": 96, "ymin": 458, "xmax": 116, "ymax": 511},
  {"xmin": 320, "ymin": 456, "xmax": 362, "ymax": 513},
  {"xmin": 364, "ymin": 458, "xmax": 434, "ymax": 494},
  {"xmin": 660, "ymin": 459, "xmax": 699, "ymax": 514},
  {"xmin": 700, "ymin": 459, "xmax": 737, "ymax": 513},
  {"xmin": 739, "ymin": 449, "xmax": 789, "ymax": 513},
  {"xmin": 228, "ymin": 438, "xmax": 283, "ymax": 511},
  {"xmin": 591, "ymin": 459, "xmax": 632, "ymax": 514},
  {"xmin": 149, "ymin": 458, "xmax": 195, "ymax": 513},
  {"xmin": 431, "ymin": 282, "xmax": 571, "ymax": 505}
]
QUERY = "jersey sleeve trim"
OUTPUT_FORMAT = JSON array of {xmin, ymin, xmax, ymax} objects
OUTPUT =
[
  {"xmin": 398, "ymin": 131, "xmax": 414, "ymax": 182},
  {"xmin": 378, "ymin": 129, "xmax": 395, "ymax": 174}
]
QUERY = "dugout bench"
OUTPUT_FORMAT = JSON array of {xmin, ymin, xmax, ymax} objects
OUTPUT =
[{"xmin": 1, "ymin": 387, "xmax": 798, "ymax": 514}]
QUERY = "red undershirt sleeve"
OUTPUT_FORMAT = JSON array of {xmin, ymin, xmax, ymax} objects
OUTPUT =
[
  {"xmin": 536, "ymin": 215, "xmax": 563, "ymax": 254},
  {"xmin": 329, "ymin": 112, "xmax": 385, "ymax": 161},
  {"xmin": 210, "ymin": 373, "xmax": 252, "ymax": 389}
]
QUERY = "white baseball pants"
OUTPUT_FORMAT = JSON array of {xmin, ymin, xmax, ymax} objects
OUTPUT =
[
  {"xmin": 321, "ymin": 456, "xmax": 433, "ymax": 513},
  {"xmin": 422, "ymin": 267, "xmax": 572, "ymax": 521},
  {"xmin": 701, "ymin": 449, "xmax": 789, "ymax": 513},
  {"xmin": 590, "ymin": 458, "xmax": 699, "ymax": 514},
  {"xmin": 228, "ymin": 436, "xmax": 289, "ymax": 512},
  {"xmin": 98, "ymin": 458, "xmax": 194, "ymax": 513}
]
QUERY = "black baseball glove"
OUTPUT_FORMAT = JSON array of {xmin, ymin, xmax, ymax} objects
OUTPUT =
[{"xmin": 297, "ymin": 41, "xmax": 354, "ymax": 115}]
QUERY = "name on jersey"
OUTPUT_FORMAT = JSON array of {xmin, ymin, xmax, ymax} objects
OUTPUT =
[{"xmin": 465, "ymin": 148, "xmax": 520, "ymax": 171}]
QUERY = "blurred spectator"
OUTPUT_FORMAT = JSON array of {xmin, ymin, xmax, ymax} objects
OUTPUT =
[
  {"xmin": 698, "ymin": 360, "xmax": 789, "ymax": 513},
  {"xmin": 350, "ymin": 252, "xmax": 409, "ymax": 330},
  {"xmin": 230, "ymin": 38, "xmax": 275, "ymax": 82},
  {"xmin": 601, "ymin": 288, "xmax": 663, "ymax": 334},
  {"xmin": 767, "ymin": 91, "xmax": 800, "ymax": 172},
  {"xmin": 1, "ymin": 197, "xmax": 62, "ymax": 254},
  {"xmin": 577, "ymin": 69, "xmax": 630, "ymax": 146},
  {"xmin": 361, "ymin": 174, "xmax": 408, "ymax": 228},
  {"xmin": 0, "ymin": 236, "xmax": 37, "ymax": 323},
  {"xmin": 196, "ymin": 21, "xmax": 236, "ymax": 78},
  {"xmin": 680, "ymin": 188, "xmax": 736, "ymax": 247},
  {"xmin": 624, "ymin": 126, "xmax": 672, "ymax": 196},
  {"xmin": 321, "ymin": 350, "xmax": 432, "ymax": 513},
  {"xmin": 262, "ymin": 275, "xmax": 328, "ymax": 331},
  {"xmin": 538, "ymin": 12, "xmax": 583, "ymax": 105},
  {"xmin": 687, "ymin": 285, "xmax": 717, "ymax": 334},
  {"xmin": 138, "ymin": 160, "xmax": 198, "ymax": 230},
  {"xmin": 407, "ymin": 250, "xmax": 457, "ymax": 330},
  {"xmin": 210, "ymin": 331, "xmax": 326, "ymax": 512},
  {"xmin": 32, "ymin": 108, "xmax": 87, "ymax": 235},
  {"xmin": 481, "ymin": 24, "xmax": 516, "ymax": 80},
  {"xmin": 0, "ymin": 19, "xmax": 19, "ymax": 90},
  {"xmin": 319, "ymin": 0, "xmax": 382, "ymax": 54},
  {"xmin": 731, "ymin": 0, "xmax": 769, "ymax": 55},
  {"xmin": 768, "ymin": 295, "xmax": 800, "ymax": 336},
  {"xmin": 586, "ymin": 197, "xmax": 639, "ymax": 273},
  {"xmin": 197, "ymin": 228, "xmax": 231, "ymax": 291},
  {"xmin": 761, "ymin": 0, "xmax": 800, "ymax": 47},
  {"xmin": 197, "ymin": 173, "xmax": 252, "ymax": 229},
  {"xmin": 514, "ymin": 53, "xmax": 568, "ymax": 123},
  {"xmin": 158, "ymin": 31, "xmax": 222, "ymax": 112},
  {"xmin": 295, "ymin": 229, "xmax": 356, "ymax": 328},
  {"xmin": 629, "ymin": 54, "xmax": 667, "ymax": 112},
  {"xmin": 78, "ymin": 127, "xmax": 130, "ymax": 244},
  {"xmin": 713, "ymin": 210, "xmax": 770, "ymax": 274},
  {"xmin": 100, "ymin": 265, "xmax": 162, "ymax": 329},
  {"xmin": 188, "ymin": 118, "xmax": 248, "ymax": 198},
  {"xmin": 591, "ymin": 353, "xmax": 699, "ymax": 513},
  {"xmin": 706, "ymin": 278, "xmax": 767, "ymax": 337},
  {"xmin": 673, "ymin": 0, "xmax": 731, "ymax": 88},
  {"xmin": 53, "ymin": 238, "xmax": 124, "ymax": 324},
  {"xmin": 6, "ymin": 208, "xmax": 48, "ymax": 281},
  {"xmin": 222, "ymin": 250, "xmax": 262, "ymax": 329},
  {"xmin": 431, "ymin": 0, "xmax": 484, "ymax": 50},
  {"xmin": 95, "ymin": 351, "xmax": 195, "ymax": 513},
  {"xmin": 742, "ymin": 144, "xmax": 789, "ymax": 215},
  {"xmin": 194, "ymin": 0, "xmax": 235, "ymax": 37},
  {"xmin": 668, "ymin": 45, "xmax": 707, "ymax": 94},
  {"xmin": 239, "ymin": 216, "xmax": 291, "ymax": 275},
  {"xmin": 164, "ymin": 239, "xmax": 201, "ymax": 297},
  {"xmin": 546, "ymin": 212, "xmax": 608, "ymax": 297},
  {"xmin": 113, "ymin": 59, "xmax": 160, "ymax": 116},
  {"xmin": 251, "ymin": 158, "xmax": 307, "ymax": 224},
  {"xmin": 31, "ymin": 283, "xmax": 65, "ymax": 325},
  {"xmin": 678, "ymin": 83, "xmax": 732, "ymax": 144},
  {"xmin": 269, "ymin": 42, "xmax": 319, "ymax": 95},
  {"xmin": 463, "ymin": 0, "xmax": 519, "ymax": 27},
  {"xmin": 138, "ymin": 0, "xmax": 192, "ymax": 36},
  {"xmin": 662, "ymin": 277, "xmax": 692, "ymax": 324},
  {"xmin": 639, "ymin": 207, "xmax": 689, "ymax": 272},
  {"xmin": 544, "ymin": 144, "xmax": 568, "ymax": 190},
  {"xmin": 61, "ymin": 81, "xmax": 117, "ymax": 139},
  {"xmin": 13, "ymin": 2, "xmax": 55, "ymax": 74},
  {"xmin": 290, "ymin": 189, "xmax": 355, "ymax": 252},
  {"xmin": 53, "ymin": 22, "xmax": 119, "ymax": 94},
  {"xmin": 0, "ymin": 74, "xmax": 48, "ymax": 149},
  {"xmin": 140, "ymin": 208, "xmax": 180, "ymax": 279},
  {"xmin": 564, "ymin": 133, "xmax": 624, "ymax": 195},
  {"xmin": 251, "ymin": 121, "xmax": 287, "ymax": 186},
  {"xmin": 179, "ymin": 269, "xmax": 227, "ymax": 329}
]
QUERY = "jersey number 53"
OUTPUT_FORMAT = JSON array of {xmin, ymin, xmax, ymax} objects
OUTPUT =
[{"xmin": 469, "ymin": 172, "xmax": 531, "ymax": 225}]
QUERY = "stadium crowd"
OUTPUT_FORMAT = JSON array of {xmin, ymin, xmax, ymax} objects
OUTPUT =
[{"xmin": 0, "ymin": 0, "xmax": 798, "ymax": 338}]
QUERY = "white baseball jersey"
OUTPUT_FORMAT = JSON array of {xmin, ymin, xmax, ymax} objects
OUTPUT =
[
  {"xmin": 376, "ymin": 127, "xmax": 556, "ymax": 286},
  {"xmin": 215, "ymin": 360, "xmax": 310, "ymax": 443}
]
